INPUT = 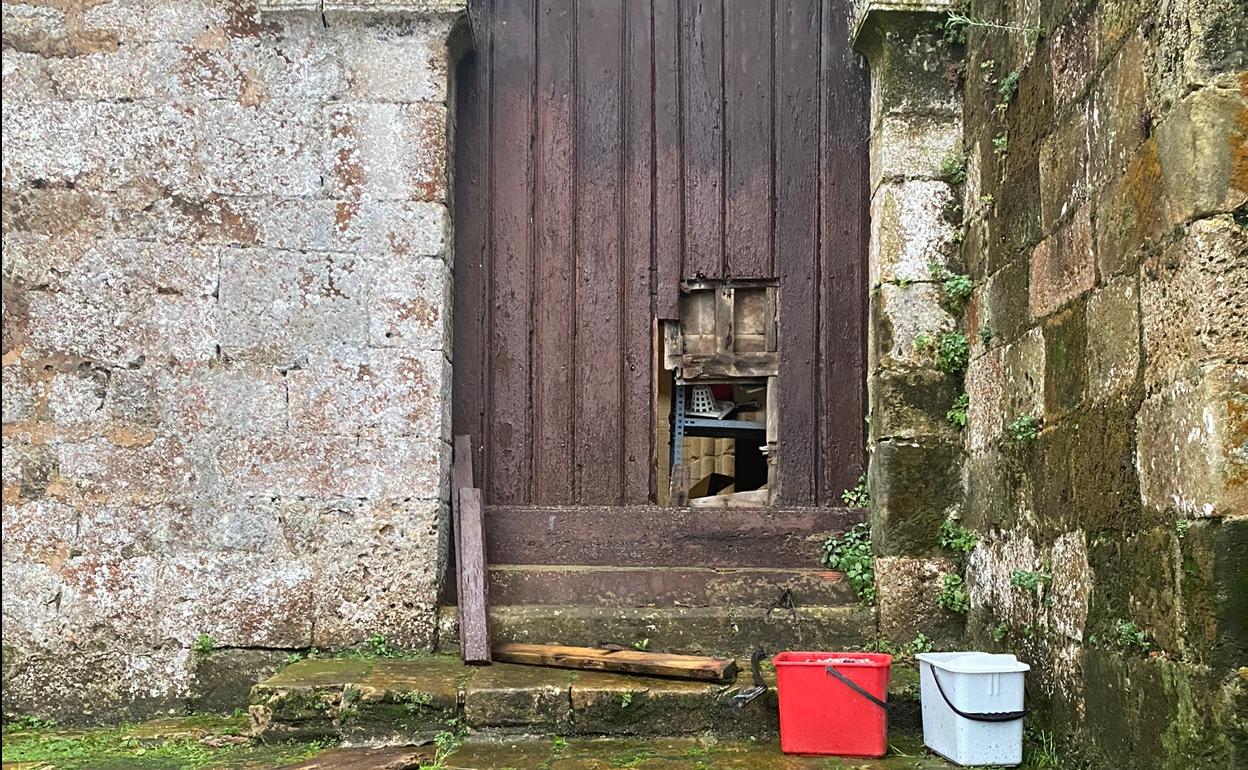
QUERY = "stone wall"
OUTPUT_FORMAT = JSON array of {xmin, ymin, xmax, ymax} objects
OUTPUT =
[
  {"xmin": 860, "ymin": 0, "xmax": 1246, "ymax": 766},
  {"xmin": 2, "ymin": 0, "xmax": 464, "ymax": 720}
]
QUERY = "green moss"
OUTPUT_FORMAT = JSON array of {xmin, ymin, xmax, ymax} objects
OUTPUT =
[{"xmin": 0, "ymin": 724, "xmax": 333, "ymax": 770}]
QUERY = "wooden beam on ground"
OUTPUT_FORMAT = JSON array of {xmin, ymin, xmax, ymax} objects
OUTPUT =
[
  {"xmin": 457, "ymin": 487, "xmax": 492, "ymax": 664},
  {"xmin": 493, "ymin": 642, "xmax": 739, "ymax": 682}
]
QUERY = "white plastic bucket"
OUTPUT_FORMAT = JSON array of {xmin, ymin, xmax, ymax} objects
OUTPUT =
[{"xmin": 916, "ymin": 652, "xmax": 1030, "ymax": 767}]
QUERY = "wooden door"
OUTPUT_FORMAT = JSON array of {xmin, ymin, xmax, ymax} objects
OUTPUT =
[{"xmin": 452, "ymin": 0, "xmax": 868, "ymax": 512}]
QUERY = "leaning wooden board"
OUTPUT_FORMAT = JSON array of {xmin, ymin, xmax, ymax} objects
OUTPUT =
[
  {"xmin": 493, "ymin": 642, "xmax": 738, "ymax": 683},
  {"xmin": 457, "ymin": 487, "xmax": 492, "ymax": 664}
]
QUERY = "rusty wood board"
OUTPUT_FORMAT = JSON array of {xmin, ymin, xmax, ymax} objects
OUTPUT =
[
  {"xmin": 774, "ymin": 0, "xmax": 822, "ymax": 505},
  {"xmin": 724, "ymin": 0, "xmax": 774, "ymax": 278},
  {"xmin": 532, "ymin": 0, "xmax": 577, "ymax": 504},
  {"xmin": 622, "ymin": 0, "xmax": 655, "ymax": 504},
  {"xmin": 484, "ymin": 505, "xmax": 865, "ymax": 567},
  {"xmin": 680, "ymin": 0, "xmax": 724, "ymax": 279},
  {"xmin": 486, "ymin": 0, "xmax": 536, "ymax": 505},
  {"xmin": 458, "ymin": 487, "xmax": 491, "ymax": 664},
  {"xmin": 677, "ymin": 352, "xmax": 779, "ymax": 380},
  {"xmin": 494, "ymin": 642, "xmax": 739, "ymax": 682},
  {"xmin": 653, "ymin": 0, "xmax": 683, "ymax": 319},
  {"xmin": 818, "ymin": 0, "xmax": 870, "ymax": 501},
  {"xmin": 573, "ymin": 0, "xmax": 626, "ymax": 504}
]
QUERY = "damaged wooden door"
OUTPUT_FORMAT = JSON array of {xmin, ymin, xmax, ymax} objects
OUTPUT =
[{"xmin": 453, "ymin": 0, "xmax": 868, "ymax": 603}]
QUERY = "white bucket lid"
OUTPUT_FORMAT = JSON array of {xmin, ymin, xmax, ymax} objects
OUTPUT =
[{"xmin": 916, "ymin": 651, "xmax": 1031, "ymax": 674}]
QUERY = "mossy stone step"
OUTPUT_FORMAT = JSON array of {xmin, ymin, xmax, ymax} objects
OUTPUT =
[
  {"xmin": 249, "ymin": 655, "xmax": 923, "ymax": 745},
  {"xmin": 435, "ymin": 604, "xmax": 877, "ymax": 659}
]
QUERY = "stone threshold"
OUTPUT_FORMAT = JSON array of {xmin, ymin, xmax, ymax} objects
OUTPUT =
[{"xmin": 249, "ymin": 654, "xmax": 922, "ymax": 745}]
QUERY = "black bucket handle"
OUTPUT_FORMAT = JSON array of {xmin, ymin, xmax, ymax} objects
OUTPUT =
[
  {"xmin": 929, "ymin": 668, "xmax": 1028, "ymax": 723},
  {"xmin": 824, "ymin": 665, "xmax": 889, "ymax": 711}
]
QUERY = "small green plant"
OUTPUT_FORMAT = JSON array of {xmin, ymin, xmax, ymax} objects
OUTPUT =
[
  {"xmin": 1008, "ymin": 415, "xmax": 1041, "ymax": 441},
  {"xmin": 943, "ymin": 272, "xmax": 974, "ymax": 302},
  {"xmin": 610, "ymin": 746, "xmax": 658, "ymax": 768},
  {"xmin": 1175, "ymin": 518, "xmax": 1191, "ymax": 539},
  {"xmin": 422, "ymin": 730, "xmax": 462, "ymax": 770},
  {"xmin": 943, "ymin": 12, "xmax": 1043, "ymax": 46},
  {"xmin": 941, "ymin": 12, "xmax": 968, "ymax": 45},
  {"xmin": 192, "ymin": 634, "xmax": 215, "ymax": 655},
  {"xmin": 946, "ymin": 392, "xmax": 970, "ymax": 428},
  {"xmin": 618, "ymin": 692, "xmax": 635, "ymax": 709},
  {"xmin": 939, "ymin": 515, "xmax": 978, "ymax": 554},
  {"xmin": 1115, "ymin": 620, "xmax": 1153, "ymax": 653},
  {"xmin": 1023, "ymin": 726, "xmax": 1062, "ymax": 768},
  {"xmin": 3, "ymin": 715, "xmax": 58, "ymax": 733},
  {"xmin": 840, "ymin": 474, "xmax": 871, "ymax": 508},
  {"xmin": 862, "ymin": 632, "xmax": 932, "ymax": 660},
  {"xmin": 284, "ymin": 652, "xmax": 305, "ymax": 665},
  {"xmin": 552, "ymin": 735, "xmax": 569, "ymax": 752},
  {"xmin": 366, "ymin": 633, "xmax": 395, "ymax": 658},
  {"xmin": 632, "ymin": 638, "xmax": 650, "ymax": 651},
  {"xmin": 929, "ymin": 260, "xmax": 973, "ymax": 304},
  {"xmin": 905, "ymin": 632, "xmax": 934, "ymax": 656},
  {"xmin": 399, "ymin": 691, "xmax": 434, "ymax": 714},
  {"xmin": 989, "ymin": 622, "xmax": 1009, "ymax": 643},
  {"xmin": 936, "ymin": 331, "xmax": 970, "ymax": 375},
  {"xmin": 822, "ymin": 523, "xmax": 876, "ymax": 605},
  {"xmin": 980, "ymin": 328, "xmax": 993, "ymax": 346},
  {"xmin": 992, "ymin": 132, "xmax": 1009, "ymax": 158},
  {"xmin": 937, "ymin": 573, "xmax": 971, "ymax": 613},
  {"xmin": 338, "ymin": 685, "xmax": 363, "ymax": 722},
  {"xmin": 940, "ymin": 151, "xmax": 968, "ymax": 184},
  {"xmin": 915, "ymin": 331, "xmax": 969, "ymax": 374},
  {"xmin": 995, "ymin": 70, "xmax": 1020, "ymax": 117},
  {"xmin": 1011, "ymin": 568, "xmax": 1052, "ymax": 593}
]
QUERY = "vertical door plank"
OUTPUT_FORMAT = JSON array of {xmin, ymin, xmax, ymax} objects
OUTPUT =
[
  {"xmin": 680, "ymin": 0, "xmax": 724, "ymax": 279},
  {"xmin": 818, "ymin": 0, "xmax": 869, "ymax": 503},
  {"xmin": 652, "ymin": 0, "xmax": 683, "ymax": 318},
  {"xmin": 574, "ymin": 0, "xmax": 625, "ymax": 503},
  {"xmin": 452, "ymin": 4, "xmax": 492, "ymax": 495},
  {"xmin": 488, "ymin": 0, "xmax": 537, "ymax": 504},
  {"xmin": 774, "ymin": 0, "xmax": 821, "ymax": 505},
  {"xmin": 723, "ymin": 0, "xmax": 774, "ymax": 278},
  {"xmin": 622, "ymin": 0, "xmax": 655, "ymax": 504},
  {"xmin": 533, "ymin": 0, "xmax": 577, "ymax": 504},
  {"xmin": 457, "ymin": 487, "xmax": 492, "ymax": 663}
]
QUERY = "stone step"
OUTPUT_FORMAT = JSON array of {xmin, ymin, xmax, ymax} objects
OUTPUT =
[
  {"xmin": 484, "ymin": 505, "xmax": 864, "ymax": 568},
  {"xmin": 250, "ymin": 655, "xmax": 922, "ymax": 746},
  {"xmin": 435, "ymin": 603, "xmax": 876, "ymax": 658},
  {"xmin": 486, "ymin": 565, "xmax": 856, "ymax": 607}
]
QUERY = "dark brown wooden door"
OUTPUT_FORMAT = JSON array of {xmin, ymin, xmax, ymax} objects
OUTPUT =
[{"xmin": 453, "ymin": 0, "xmax": 867, "ymax": 509}]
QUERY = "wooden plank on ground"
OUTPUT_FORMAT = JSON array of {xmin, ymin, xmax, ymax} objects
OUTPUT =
[
  {"xmin": 494, "ymin": 642, "xmax": 739, "ymax": 682},
  {"xmin": 458, "ymin": 487, "xmax": 491, "ymax": 664}
]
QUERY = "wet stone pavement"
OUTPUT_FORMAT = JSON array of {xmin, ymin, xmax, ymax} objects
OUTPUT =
[
  {"xmin": 331, "ymin": 734, "xmax": 965, "ymax": 769},
  {"xmin": 1, "ymin": 729, "xmax": 970, "ymax": 770}
]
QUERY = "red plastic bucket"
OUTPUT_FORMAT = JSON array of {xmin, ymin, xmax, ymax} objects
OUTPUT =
[{"xmin": 773, "ymin": 651, "xmax": 892, "ymax": 756}]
